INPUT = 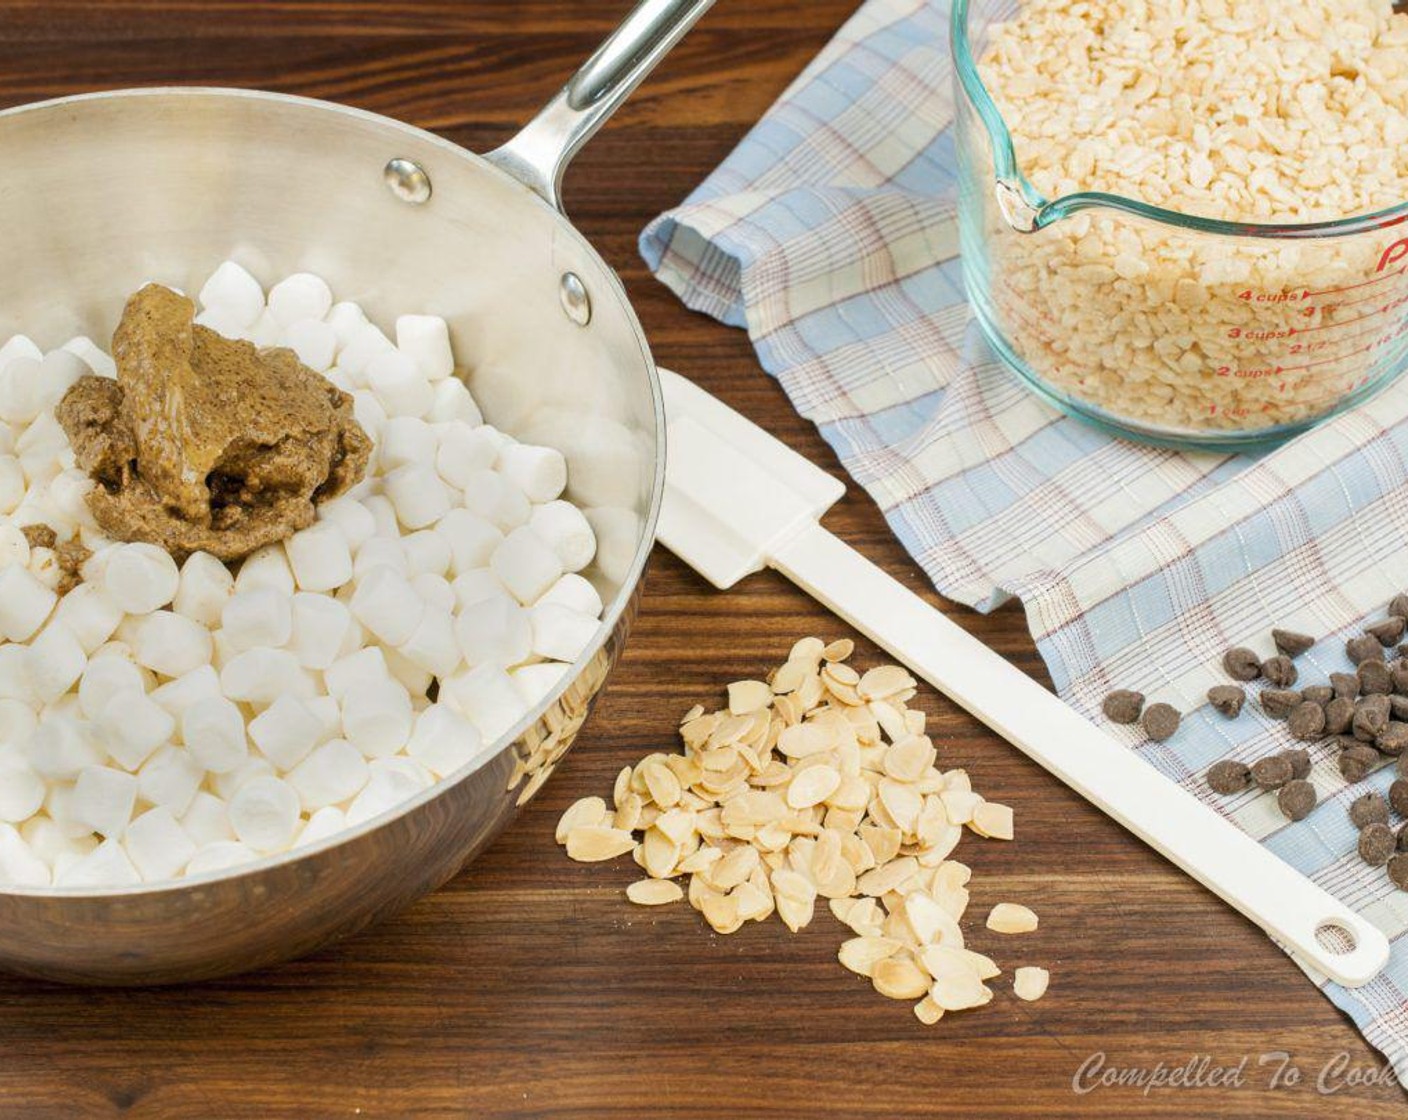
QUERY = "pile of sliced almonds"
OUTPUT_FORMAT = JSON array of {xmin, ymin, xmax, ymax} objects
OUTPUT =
[{"xmin": 556, "ymin": 638, "xmax": 1049, "ymax": 1023}]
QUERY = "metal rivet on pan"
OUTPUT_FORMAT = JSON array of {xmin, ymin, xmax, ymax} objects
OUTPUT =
[
  {"xmin": 560, "ymin": 272, "xmax": 591, "ymax": 326},
  {"xmin": 384, "ymin": 158, "xmax": 432, "ymax": 205}
]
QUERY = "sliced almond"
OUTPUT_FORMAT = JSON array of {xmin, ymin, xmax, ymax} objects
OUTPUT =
[
  {"xmin": 727, "ymin": 679, "xmax": 773, "ymax": 716},
  {"xmin": 613, "ymin": 791, "xmax": 643, "ymax": 832},
  {"xmin": 878, "ymin": 778, "xmax": 922, "ymax": 833},
  {"xmin": 556, "ymin": 796, "xmax": 608, "ymax": 844},
  {"xmin": 964, "ymin": 950, "xmax": 1002, "ymax": 980},
  {"xmin": 789, "ymin": 636, "xmax": 825, "ymax": 664},
  {"xmin": 940, "ymin": 789, "xmax": 982, "ymax": 825},
  {"xmin": 822, "ymin": 638, "xmax": 854, "ymax": 662},
  {"xmin": 970, "ymin": 800, "xmax": 1014, "ymax": 840},
  {"xmin": 641, "ymin": 827, "xmax": 681, "ymax": 879},
  {"xmin": 654, "ymin": 806, "xmax": 696, "ymax": 846},
  {"xmin": 857, "ymin": 856, "xmax": 917, "ymax": 897},
  {"xmin": 626, "ymin": 878, "xmax": 684, "ymax": 906},
  {"xmin": 872, "ymin": 957, "xmax": 929, "ymax": 1000},
  {"xmin": 734, "ymin": 879, "xmax": 773, "ymax": 922},
  {"xmin": 775, "ymin": 892, "xmax": 815, "ymax": 932},
  {"xmin": 677, "ymin": 845, "xmax": 722, "ymax": 874},
  {"xmin": 565, "ymin": 826, "xmax": 636, "ymax": 863},
  {"xmin": 1013, "ymin": 966, "xmax": 1049, "ymax": 1002},
  {"xmin": 701, "ymin": 891, "xmax": 743, "ymax": 934},
  {"xmin": 857, "ymin": 664, "xmax": 915, "ymax": 701},
  {"xmin": 883, "ymin": 736, "xmax": 936, "ymax": 783},
  {"xmin": 787, "ymin": 763, "xmax": 841, "ymax": 809},
  {"xmin": 913, "ymin": 996, "xmax": 944, "ymax": 1025},
  {"xmin": 923, "ymin": 946, "xmax": 989, "ymax": 1011},
  {"xmin": 711, "ymin": 845, "xmax": 761, "ymax": 890},
  {"xmin": 641, "ymin": 761, "xmax": 682, "ymax": 808},
  {"xmin": 987, "ymin": 902, "xmax": 1039, "ymax": 934},
  {"xmin": 837, "ymin": 935, "xmax": 901, "ymax": 977}
]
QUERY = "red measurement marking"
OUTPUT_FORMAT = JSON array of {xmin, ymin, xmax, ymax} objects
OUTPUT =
[
  {"xmin": 1305, "ymin": 266, "xmax": 1408, "ymax": 298},
  {"xmin": 1295, "ymin": 302, "xmax": 1402, "ymax": 334},
  {"xmin": 1324, "ymin": 286, "xmax": 1406, "ymax": 312},
  {"xmin": 1282, "ymin": 342, "xmax": 1378, "ymax": 372}
]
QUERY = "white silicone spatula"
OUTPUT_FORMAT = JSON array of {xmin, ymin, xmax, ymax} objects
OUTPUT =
[{"xmin": 655, "ymin": 367, "xmax": 1389, "ymax": 987}]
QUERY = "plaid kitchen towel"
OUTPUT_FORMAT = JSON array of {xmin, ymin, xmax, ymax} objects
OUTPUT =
[{"xmin": 641, "ymin": 0, "xmax": 1408, "ymax": 1083}]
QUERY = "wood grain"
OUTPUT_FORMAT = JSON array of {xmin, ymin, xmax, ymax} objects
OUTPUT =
[{"xmin": 0, "ymin": 1, "xmax": 1401, "ymax": 1115}]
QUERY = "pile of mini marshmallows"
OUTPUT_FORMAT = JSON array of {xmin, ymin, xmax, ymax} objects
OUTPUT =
[{"xmin": 0, "ymin": 261, "xmax": 604, "ymax": 888}]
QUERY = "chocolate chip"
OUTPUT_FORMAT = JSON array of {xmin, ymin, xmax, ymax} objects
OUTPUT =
[
  {"xmin": 1392, "ymin": 696, "xmax": 1408, "ymax": 722},
  {"xmin": 1389, "ymin": 854, "xmax": 1408, "ymax": 891},
  {"xmin": 1260, "ymin": 689, "xmax": 1302, "ymax": 719},
  {"xmin": 1360, "ymin": 822, "xmax": 1397, "ymax": 866},
  {"xmin": 1354, "ymin": 695, "xmax": 1392, "ymax": 741},
  {"xmin": 1277, "ymin": 779, "xmax": 1317, "ymax": 821},
  {"xmin": 1348, "ymin": 634, "xmax": 1383, "ymax": 664},
  {"xmin": 1260, "ymin": 655, "xmax": 1297, "ymax": 687},
  {"xmin": 1271, "ymin": 628, "xmax": 1314, "ymax": 658},
  {"xmin": 1359, "ymin": 659, "xmax": 1392, "ymax": 696},
  {"xmin": 1341, "ymin": 745, "xmax": 1382, "ymax": 782},
  {"xmin": 1325, "ymin": 697, "xmax": 1356, "ymax": 735},
  {"xmin": 1391, "ymin": 594, "xmax": 1408, "ymax": 620},
  {"xmin": 1398, "ymin": 821, "xmax": 1408, "ymax": 851},
  {"xmin": 1330, "ymin": 672, "xmax": 1361, "ymax": 701},
  {"xmin": 1351, "ymin": 792, "xmax": 1390, "ymax": 828},
  {"xmin": 1142, "ymin": 702, "xmax": 1180, "ymax": 742},
  {"xmin": 1392, "ymin": 780, "xmax": 1408, "ymax": 818},
  {"xmin": 1102, "ymin": 689, "xmax": 1144, "ymax": 724},
  {"xmin": 1206, "ymin": 759, "xmax": 1252, "ymax": 795},
  {"xmin": 1251, "ymin": 754, "xmax": 1294, "ymax": 790},
  {"xmin": 1282, "ymin": 747, "xmax": 1311, "ymax": 780},
  {"xmin": 1206, "ymin": 684, "xmax": 1245, "ymax": 718},
  {"xmin": 1380, "ymin": 722, "xmax": 1408, "ymax": 756},
  {"xmin": 1287, "ymin": 702, "xmax": 1326, "ymax": 741},
  {"xmin": 1392, "ymin": 660, "xmax": 1408, "ymax": 695},
  {"xmin": 1301, "ymin": 685, "xmax": 1333, "ymax": 706},
  {"xmin": 1369, "ymin": 617, "xmax": 1407, "ymax": 646},
  {"xmin": 1223, "ymin": 646, "xmax": 1262, "ymax": 682}
]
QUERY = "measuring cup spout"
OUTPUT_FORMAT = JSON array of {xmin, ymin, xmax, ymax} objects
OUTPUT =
[{"xmin": 994, "ymin": 178, "xmax": 1042, "ymax": 233}]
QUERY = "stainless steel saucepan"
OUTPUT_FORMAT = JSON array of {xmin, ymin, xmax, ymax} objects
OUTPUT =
[{"xmin": 0, "ymin": 0, "xmax": 712, "ymax": 984}]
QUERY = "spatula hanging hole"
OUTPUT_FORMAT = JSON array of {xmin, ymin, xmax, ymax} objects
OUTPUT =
[{"xmin": 1315, "ymin": 921, "xmax": 1358, "ymax": 955}]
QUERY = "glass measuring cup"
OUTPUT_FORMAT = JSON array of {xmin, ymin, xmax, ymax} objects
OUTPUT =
[{"xmin": 952, "ymin": 0, "xmax": 1408, "ymax": 451}]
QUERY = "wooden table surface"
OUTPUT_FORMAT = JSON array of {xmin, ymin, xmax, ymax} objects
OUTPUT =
[{"xmin": 0, "ymin": 2, "xmax": 1402, "ymax": 1116}]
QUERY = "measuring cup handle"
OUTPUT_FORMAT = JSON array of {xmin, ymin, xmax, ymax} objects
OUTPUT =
[{"xmin": 485, "ymin": 0, "xmax": 715, "ymax": 212}]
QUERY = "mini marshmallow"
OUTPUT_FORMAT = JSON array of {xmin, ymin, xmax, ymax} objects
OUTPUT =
[
  {"xmin": 0, "ymin": 699, "xmax": 38, "ymax": 745},
  {"xmin": 405, "ymin": 704, "xmax": 484, "ymax": 779},
  {"xmin": 490, "ymin": 527, "xmax": 563, "ymax": 605},
  {"xmin": 181, "ymin": 790, "xmax": 235, "ymax": 847},
  {"xmin": 360, "ymin": 493, "xmax": 399, "ymax": 539},
  {"xmin": 306, "ymin": 694, "xmax": 342, "ymax": 741},
  {"xmin": 528, "ymin": 602, "xmax": 599, "ymax": 663},
  {"xmin": 324, "ymin": 646, "xmax": 391, "ymax": 701},
  {"xmin": 288, "ymin": 739, "xmax": 369, "ymax": 811},
  {"xmin": 28, "ymin": 547, "xmax": 60, "ymax": 591},
  {"xmin": 399, "ymin": 608, "xmax": 460, "ymax": 677},
  {"xmin": 0, "ymin": 454, "xmax": 22, "ymax": 513},
  {"xmin": 379, "ymin": 416, "xmax": 437, "ymax": 471},
  {"xmin": 410, "ymin": 572, "xmax": 456, "ymax": 615},
  {"xmin": 434, "ymin": 422, "xmax": 498, "ymax": 489},
  {"xmin": 47, "ymin": 468, "xmax": 98, "ymax": 529},
  {"xmin": 220, "ymin": 647, "xmax": 309, "ymax": 704},
  {"xmin": 402, "ymin": 529, "xmax": 451, "ymax": 579},
  {"xmin": 426, "ymin": 375, "xmax": 483, "ymax": 426},
  {"xmin": 511, "ymin": 662, "xmax": 570, "ymax": 707},
  {"xmin": 56, "ymin": 838, "xmax": 141, "ymax": 887},
  {"xmin": 246, "ymin": 309, "xmax": 283, "ymax": 348},
  {"xmin": 102, "ymin": 542, "xmax": 180, "ymax": 614},
  {"xmin": 296, "ymin": 805, "xmax": 349, "ymax": 848},
  {"xmin": 436, "ymin": 508, "xmax": 502, "ymax": 574},
  {"xmin": 51, "ymin": 583, "xmax": 123, "ymax": 654},
  {"xmin": 139, "ymin": 745, "xmax": 205, "ymax": 816},
  {"xmin": 395, "ymin": 314, "xmax": 455, "ymax": 381},
  {"xmin": 346, "ymin": 757, "xmax": 435, "ymax": 826},
  {"xmin": 233, "ymin": 543, "xmax": 295, "ymax": 596},
  {"xmin": 35, "ymin": 349, "xmax": 90, "ymax": 412},
  {"xmin": 100, "ymin": 691, "xmax": 175, "ymax": 771},
  {"xmin": 286, "ymin": 521, "xmax": 353, "ymax": 592},
  {"xmin": 283, "ymin": 317, "xmax": 338, "ymax": 371},
  {"xmin": 124, "ymin": 610, "xmax": 214, "ymax": 679},
  {"xmin": 537, "ymin": 573, "xmax": 604, "ymax": 618},
  {"xmin": 61, "ymin": 335, "xmax": 117, "ymax": 379},
  {"xmin": 497, "ymin": 443, "xmax": 567, "ymax": 504},
  {"xmin": 367, "ymin": 349, "xmax": 434, "ymax": 418},
  {"xmin": 199, "ymin": 261, "xmax": 265, "ymax": 329},
  {"xmin": 124, "ymin": 806, "xmax": 197, "ymax": 881},
  {"xmin": 352, "ymin": 389, "xmax": 388, "ymax": 434},
  {"xmin": 173, "ymin": 550, "xmax": 234, "ymax": 626},
  {"xmin": 454, "ymin": 592, "xmax": 531, "ymax": 669},
  {"xmin": 0, "ymin": 335, "xmax": 42, "ymax": 369},
  {"xmin": 384, "ymin": 647, "xmax": 433, "ymax": 697},
  {"xmin": 451, "ymin": 568, "xmax": 504, "ymax": 612},
  {"xmin": 350, "ymin": 566, "xmax": 424, "ymax": 647},
  {"xmin": 288, "ymin": 592, "xmax": 354, "ymax": 671},
  {"xmin": 383, "ymin": 464, "xmax": 452, "ymax": 529},
  {"xmin": 149, "ymin": 664, "xmax": 222, "ymax": 716},
  {"xmin": 194, "ymin": 305, "xmax": 248, "ymax": 337},
  {"xmin": 326, "ymin": 301, "xmax": 370, "ymax": 350},
  {"xmin": 0, "ymin": 564, "xmax": 56, "ymax": 641},
  {"xmin": 222, "ymin": 588, "xmax": 295, "ymax": 653},
  {"xmin": 26, "ymin": 621, "xmax": 86, "ymax": 704},
  {"xmin": 78, "ymin": 656, "xmax": 147, "ymax": 721},
  {"xmin": 0, "ymin": 824, "xmax": 49, "ymax": 886},
  {"xmin": 229, "ymin": 775, "xmax": 302, "ymax": 852},
  {"xmin": 352, "ymin": 536, "xmax": 409, "ymax": 583},
  {"xmin": 341, "ymin": 679, "xmax": 414, "ymax": 758},
  {"xmin": 250, "ymin": 694, "xmax": 326, "ymax": 770},
  {"xmin": 72, "ymin": 765, "xmax": 139, "ymax": 837},
  {"xmin": 182, "ymin": 696, "xmax": 249, "ymax": 774},
  {"xmin": 442, "ymin": 663, "xmax": 522, "ymax": 742},
  {"xmin": 339, "ymin": 321, "xmax": 395, "ymax": 378},
  {"xmin": 213, "ymin": 757, "xmax": 275, "ymax": 801},
  {"xmin": 268, "ymin": 272, "xmax": 333, "ymax": 326},
  {"xmin": 587, "ymin": 506, "xmax": 642, "ymax": 588},
  {"xmin": 0, "ymin": 356, "xmax": 45, "ymax": 424},
  {"xmin": 0, "ymin": 524, "xmax": 27, "ymax": 571},
  {"xmin": 0, "ymin": 754, "xmax": 45, "ymax": 823},
  {"xmin": 461, "ymin": 469, "xmax": 531, "ymax": 531},
  {"xmin": 529, "ymin": 501, "xmax": 597, "ymax": 573},
  {"xmin": 21, "ymin": 816, "xmax": 96, "ymax": 865},
  {"xmin": 185, "ymin": 841, "xmax": 256, "ymax": 876},
  {"xmin": 317, "ymin": 497, "xmax": 377, "ymax": 552}
]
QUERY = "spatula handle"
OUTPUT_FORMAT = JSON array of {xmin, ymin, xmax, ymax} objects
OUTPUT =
[{"xmin": 770, "ymin": 520, "xmax": 1389, "ymax": 987}]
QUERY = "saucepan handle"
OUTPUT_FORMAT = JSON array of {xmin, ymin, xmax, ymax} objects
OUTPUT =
[{"xmin": 485, "ymin": 0, "xmax": 715, "ymax": 212}]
